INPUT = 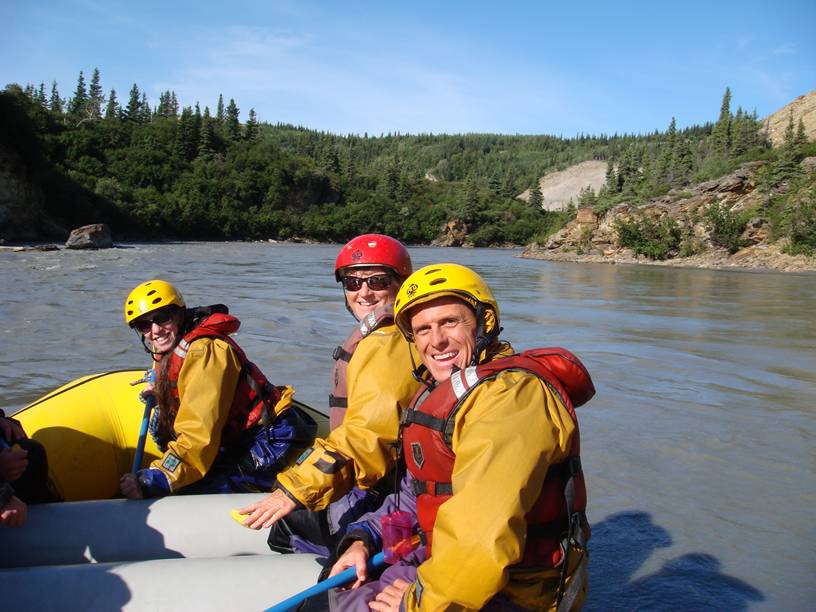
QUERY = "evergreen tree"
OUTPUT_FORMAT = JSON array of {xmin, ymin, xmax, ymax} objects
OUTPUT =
[
  {"xmin": 198, "ymin": 107, "xmax": 215, "ymax": 157},
  {"xmin": 657, "ymin": 117, "xmax": 677, "ymax": 183},
  {"xmin": 104, "ymin": 89, "xmax": 120, "ymax": 120},
  {"xmin": 49, "ymin": 81, "xmax": 64, "ymax": 114},
  {"xmin": 712, "ymin": 86, "xmax": 732, "ymax": 158},
  {"xmin": 125, "ymin": 84, "xmax": 141, "ymax": 122},
  {"xmin": 773, "ymin": 111, "xmax": 802, "ymax": 184},
  {"xmin": 794, "ymin": 118, "xmax": 808, "ymax": 147},
  {"xmin": 244, "ymin": 108, "xmax": 259, "ymax": 141},
  {"xmin": 216, "ymin": 94, "xmax": 225, "ymax": 124},
  {"xmin": 604, "ymin": 159, "xmax": 618, "ymax": 193},
  {"xmin": 67, "ymin": 70, "xmax": 88, "ymax": 120},
  {"xmin": 139, "ymin": 92, "xmax": 151, "ymax": 122},
  {"xmin": 225, "ymin": 98, "xmax": 241, "ymax": 140},
  {"xmin": 529, "ymin": 181, "xmax": 543, "ymax": 207},
  {"xmin": 672, "ymin": 138, "xmax": 695, "ymax": 185},
  {"xmin": 36, "ymin": 82, "xmax": 48, "ymax": 108},
  {"xmin": 88, "ymin": 67, "xmax": 104, "ymax": 120},
  {"xmin": 175, "ymin": 106, "xmax": 200, "ymax": 160}
]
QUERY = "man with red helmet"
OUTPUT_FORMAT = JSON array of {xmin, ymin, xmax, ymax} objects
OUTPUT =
[{"xmin": 239, "ymin": 235, "xmax": 421, "ymax": 557}]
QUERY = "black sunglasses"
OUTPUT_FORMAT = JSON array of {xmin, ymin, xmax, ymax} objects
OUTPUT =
[
  {"xmin": 340, "ymin": 274, "xmax": 393, "ymax": 292},
  {"xmin": 132, "ymin": 310, "xmax": 174, "ymax": 334}
]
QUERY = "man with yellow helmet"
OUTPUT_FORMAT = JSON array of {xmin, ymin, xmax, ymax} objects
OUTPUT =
[
  {"xmin": 328, "ymin": 263, "xmax": 594, "ymax": 611},
  {"xmin": 120, "ymin": 279, "xmax": 316, "ymax": 498}
]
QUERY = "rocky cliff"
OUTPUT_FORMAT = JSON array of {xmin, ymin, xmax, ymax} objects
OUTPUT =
[
  {"xmin": 522, "ymin": 157, "xmax": 816, "ymax": 272},
  {"xmin": 762, "ymin": 90, "xmax": 816, "ymax": 147}
]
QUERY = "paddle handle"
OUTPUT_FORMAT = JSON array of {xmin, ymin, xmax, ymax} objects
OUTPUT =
[
  {"xmin": 131, "ymin": 397, "xmax": 154, "ymax": 474},
  {"xmin": 264, "ymin": 551, "xmax": 385, "ymax": 612}
]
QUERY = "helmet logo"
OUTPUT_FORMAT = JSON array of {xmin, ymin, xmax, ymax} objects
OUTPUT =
[
  {"xmin": 405, "ymin": 283, "xmax": 418, "ymax": 297},
  {"xmin": 351, "ymin": 249, "xmax": 363, "ymax": 261},
  {"xmin": 411, "ymin": 442, "xmax": 424, "ymax": 468}
]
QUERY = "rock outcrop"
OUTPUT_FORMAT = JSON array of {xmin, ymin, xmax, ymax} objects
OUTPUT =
[
  {"xmin": 763, "ymin": 90, "xmax": 816, "ymax": 147},
  {"xmin": 522, "ymin": 158, "xmax": 816, "ymax": 273},
  {"xmin": 65, "ymin": 224, "xmax": 113, "ymax": 249},
  {"xmin": 431, "ymin": 218, "xmax": 469, "ymax": 247}
]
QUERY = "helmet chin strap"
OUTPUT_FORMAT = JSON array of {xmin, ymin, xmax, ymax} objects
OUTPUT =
[
  {"xmin": 136, "ymin": 330, "xmax": 173, "ymax": 361},
  {"xmin": 472, "ymin": 303, "xmax": 501, "ymax": 366}
]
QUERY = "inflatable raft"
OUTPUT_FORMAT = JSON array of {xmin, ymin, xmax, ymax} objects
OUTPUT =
[
  {"xmin": 12, "ymin": 369, "xmax": 329, "ymax": 501},
  {"xmin": 3, "ymin": 371, "xmax": 332, "ymax": 611}
]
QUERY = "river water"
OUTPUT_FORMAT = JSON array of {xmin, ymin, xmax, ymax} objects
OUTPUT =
[{"xmin": 1, "ymin": 242, "xmax": 814, "ymax": 611}]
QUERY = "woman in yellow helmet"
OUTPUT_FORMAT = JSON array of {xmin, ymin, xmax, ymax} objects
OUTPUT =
[
  {"xmin": 120, "ymin": 280, "xmax": 316, "ymax": 498},
  {"xmin": 328, "ymin": 263, "xmax": 594, "ymax": 611}
]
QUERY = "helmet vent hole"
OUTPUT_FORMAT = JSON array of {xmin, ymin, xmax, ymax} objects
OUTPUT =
[
  {"xmin": 151, "ymin": 297, "xmax": 163, "ymax": 305},
  {"xmin": 424, "ymin": 268, "xmax": 442, "ymax": 275},
  {"xmin": 429, "ymin": 277, "xmax": 447, "ymax": 286}
]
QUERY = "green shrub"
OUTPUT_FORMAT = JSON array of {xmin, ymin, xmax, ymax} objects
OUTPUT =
[
  {"xmin": 614, "ymin": 213, "xmax": 682, "ymax": 260},
  {"xmin": 704, "ymin": 202, "xmax": 748, "ymax": 253}
]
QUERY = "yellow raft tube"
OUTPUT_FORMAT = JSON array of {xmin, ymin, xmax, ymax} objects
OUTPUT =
[{"xmin": 13, "ymin": 369, "xmax": 328, "ymax": 501}]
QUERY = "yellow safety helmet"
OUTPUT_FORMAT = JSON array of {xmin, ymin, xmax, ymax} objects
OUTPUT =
[
  {"xmin": 124, "ymin": 279, "xmax": 186, "ymax": 326},
  {"xmin": 393, "ymin": 263, "xmax": 499, "ymax": 342}
]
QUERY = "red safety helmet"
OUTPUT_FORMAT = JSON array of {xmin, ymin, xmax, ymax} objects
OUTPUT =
[{"xmin": 334, "ymin": 234, "xmax": 412, "ymax": 281}]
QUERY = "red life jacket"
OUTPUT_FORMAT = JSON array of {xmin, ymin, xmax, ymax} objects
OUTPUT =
[
  {"xmin": 328, "ymin": 305, "xmax": 394, "ymax": 430},
  {"xmin": 401, "ymin": 347, "xmax": 595, "ymax": 567},
  {"xmin": 162, "ymin": 312, "xmax": 282, "ymax": 444}
]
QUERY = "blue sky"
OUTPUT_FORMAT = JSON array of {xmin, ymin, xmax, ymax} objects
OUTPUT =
[{"xmin": 2, "ymin": 1, "xmax": 814, "ymax": 137}]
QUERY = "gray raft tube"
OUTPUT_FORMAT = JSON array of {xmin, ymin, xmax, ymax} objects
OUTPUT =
[
  {"xmin": 1, "ymin": 553, "xmax": 325, "ymax": 612},
  {"xmin": 1, "ymin": 493, "xmax": 276, "ymax": 568}
]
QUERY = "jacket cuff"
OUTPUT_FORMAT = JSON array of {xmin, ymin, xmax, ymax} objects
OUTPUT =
[
  {"xmin": 274, "ymin": 481, "xmax": 306, "ymax": 510},
  {"xmin": 137, "ymin": 468, "xmax": 172, "ymax": 497},
  {"xmin": 337, "ymin": 527, "xmax": 378, "ymax": 559}
]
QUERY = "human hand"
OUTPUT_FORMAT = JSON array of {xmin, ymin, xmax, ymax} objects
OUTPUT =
[
  {"xmin": 368, "ymin": 578, "xmax": 410, "ymax": 611},
  {"xmin": 236, "ymin": 488, "xmax": 297, "ymax": 529},
  {"xmin": 119, "ymin": 473, "xmax": 145, "ymax": 499},
  {"xmin": 329, "ymin": 540, "xmax": 370, "ymax": 589},
  {"xmin": 0, "ymin": 416, "xmax": 26, "ymax": 442},
  {"xmin": 0, "ymin": 446, "xmax": 29, "ymax": 482},
  {"xmin": 0, "ymin": 495, "xmax": 28, "ymax": 527}
]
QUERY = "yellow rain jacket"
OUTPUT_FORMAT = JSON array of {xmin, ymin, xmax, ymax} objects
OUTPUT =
[
  {"xmin": 276, "ymin": 323, "xmax": 421, "ymax": 509},
  {"xmin": 403, "ymin": 362, "xmax": 588, "ymax": 611},
  {"xmin": 151, "ymin": 337, "xmax": 242, "ymax": 490}
]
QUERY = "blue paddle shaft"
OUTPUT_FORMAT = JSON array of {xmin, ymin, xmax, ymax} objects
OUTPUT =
[
  {"xmin": 131, "ymin": 396, "xmax": 154, "ymax": 474},
  {"xmin": 264, "ymin": 551, "xmax": 385, "ymax": 612}
]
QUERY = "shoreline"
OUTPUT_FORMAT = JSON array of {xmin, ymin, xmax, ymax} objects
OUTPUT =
[{"xmin": 521, "ymin": 243, "xmax": 816, "ymax": 274}]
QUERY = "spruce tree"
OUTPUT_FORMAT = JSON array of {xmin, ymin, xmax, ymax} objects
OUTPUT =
[
  {"xmin": 244, "ymin": 108, "xmax": 259, "ymax": 141},
  {"xmin": 88, "ymin": 67, "xmax": 104, "ymax": 120},
  {"xmin": 772, "ymin": 111, "xmax": 802, "ymax": 184},
  {"xmin": 529, "ymin": 182, "xmax": 543, "ymax": 207},
  {"xmin": 198, "ymin": 107, "xmax": 215, "ymax": 157},
  {"xmin": 225, "ymin": 98, "xmax": 241, "ymax": 140},
  {"xmin": 36, "ymin": 82, "xmax": 48, "ymax": 108},
  {"xmin": 49, "ymin": 81, "xmax": 64, "ymax": 114},
  {"xmin": 216, "ymin": 94, "xmax": 225, "ymax": 124},
  {"xmin": 104, "ymin": 89, "xmax": 120, "ymax": 120},
  {"xmin": 125, "ymin": 84, "xmax": 141, "ymax": 122},
  {"xmin": 67, "ymin": 70, "xmax": 88, "ymax": 121},
  {"xmin": 712, "ymin": 86, "xmax": 732, "ymax": 158},
  {"xmin": 794, "ymin": 118, "xmax": 808, "ymax": 147},
  {"xmin": 139, "ymin": 92, "xmax": 151, "ymax": 122}
]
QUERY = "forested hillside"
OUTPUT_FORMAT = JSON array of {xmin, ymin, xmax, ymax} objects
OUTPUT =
[{"xmin": 1, "ymin": 70, "xmax": 812, "ymax": 253}]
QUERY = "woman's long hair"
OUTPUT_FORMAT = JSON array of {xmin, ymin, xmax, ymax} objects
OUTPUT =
[{"xmin": 151, "ymin": 306, "xmax": 190, "ymax": 449}]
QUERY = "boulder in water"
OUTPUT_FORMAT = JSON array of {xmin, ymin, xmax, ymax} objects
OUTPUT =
[{"xmin": 65, "ymin": 224, "xmax": 113, "ymax": 249}]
